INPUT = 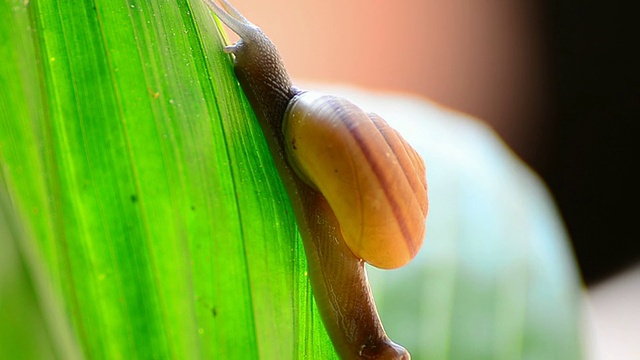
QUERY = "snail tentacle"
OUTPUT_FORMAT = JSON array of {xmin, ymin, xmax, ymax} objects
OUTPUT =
[
  {"xmin": 202, "ymin": 0, "xmax": 257, "ymax": 40},
  {"xmin": 217, "ymin": 0, "xmax": 251, "ymax": 24}
]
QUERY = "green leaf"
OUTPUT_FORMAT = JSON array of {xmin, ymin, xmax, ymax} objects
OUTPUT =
[{"xmin": 1, "ymin": 0, "xmax": 335, "ymax": 358}]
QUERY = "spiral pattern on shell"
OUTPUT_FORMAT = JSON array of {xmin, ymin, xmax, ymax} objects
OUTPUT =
[{"xmin": 283, "ymin": 91, "xmax": 428, "ymax": 269}]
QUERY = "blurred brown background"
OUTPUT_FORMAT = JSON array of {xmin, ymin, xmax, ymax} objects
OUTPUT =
[{"xmin": 224, "ymin": 0, "xmax": 638, "ymax": 285}]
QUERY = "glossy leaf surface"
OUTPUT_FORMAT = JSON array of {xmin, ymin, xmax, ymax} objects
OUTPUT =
[{"xmin": 0, "ymin": 0, "xmax": 334, "ymax": 358}]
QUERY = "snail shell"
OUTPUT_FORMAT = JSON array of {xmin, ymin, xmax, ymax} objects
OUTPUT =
[{"xmin": 283, "ymin": 92, "xmax": 427, "ymax": 269}]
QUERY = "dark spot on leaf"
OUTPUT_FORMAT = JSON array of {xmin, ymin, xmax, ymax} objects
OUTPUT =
[
  {"xmin": 191, "ymin": 205, "xmax": 196, "ymax": 211},
  {"xmin": 291, "ymin": 138, "xmax": 297, "ymax": 150},
  {"xmin": 212, "ymin": 307, "xmax": 217, "ymax": 317},
  {"xmin": 130, "ymin": 195, "xmax": 138, "ymax": 203}
]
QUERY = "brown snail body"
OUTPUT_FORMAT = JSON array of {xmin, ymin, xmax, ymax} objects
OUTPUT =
[{"xmin": 203, "ymin": 1, "xmax": 427, "ymax": 358}]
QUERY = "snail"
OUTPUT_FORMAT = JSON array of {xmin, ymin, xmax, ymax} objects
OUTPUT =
[{"xmin": 203, "ymin": 1, "xmax": 428, "ymax": 359}]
